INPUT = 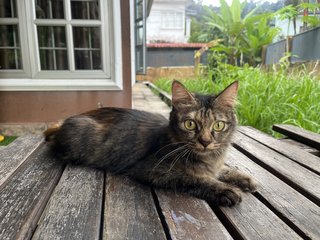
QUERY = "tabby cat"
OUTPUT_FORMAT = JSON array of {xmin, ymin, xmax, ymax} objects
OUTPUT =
[{"xmin": 45, "ymin": 80, "xmax": 257, "ymax": 207}]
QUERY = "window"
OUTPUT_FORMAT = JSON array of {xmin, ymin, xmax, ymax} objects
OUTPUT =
[
  {"xmin": 0, "ymin": 0, "xmax": 21, "ymax": 70},
  {"xmin": 134, "ymin": 0, "xmax": 146, "ymax": 74},
  {"xmin": 161, "ymin": 11, "xmax": 184, "ymax": 29},
  {"xmin": 0, "ymin": 0, "xmax": 122, "ymax": 91}
]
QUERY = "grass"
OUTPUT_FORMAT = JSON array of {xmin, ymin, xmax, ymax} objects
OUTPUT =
[
  {"xmin": 153, "ymin": 64, "xmax": 320, "ymax": 136},
  {"xmin": 0, "ymin": 136, "xmax": 17, "ymax": 146}
]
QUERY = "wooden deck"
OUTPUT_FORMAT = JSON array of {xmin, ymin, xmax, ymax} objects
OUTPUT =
[{"xmin": 0, "ymin": 124, "xmax": 319, "ymax": 240}]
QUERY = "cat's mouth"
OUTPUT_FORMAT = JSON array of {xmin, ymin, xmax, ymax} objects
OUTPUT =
[{"xmin": 193, "ymin": 143, "xmax": 221, "ymax": 152}]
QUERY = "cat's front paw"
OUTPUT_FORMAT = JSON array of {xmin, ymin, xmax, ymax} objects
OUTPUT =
[
  {"xmin": 237, "ymin": 177, "xmax": 258, "ymax": 193},
  {"xmin": 217, "ymin": 188, "xmax": 242, "ymax": 207}
]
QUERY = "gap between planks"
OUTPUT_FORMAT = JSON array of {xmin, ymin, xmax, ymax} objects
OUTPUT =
[{"xmin": 232, "ymin": 132, "xmax": 320, "ymax": 207}]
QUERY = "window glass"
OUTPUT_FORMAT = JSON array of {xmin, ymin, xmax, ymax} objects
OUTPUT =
[
  {"xmin": 0, "ymin": 0, "xmax": 21, "ymax": 70},
  {"xmin": 37, "ymin": 26, "xmax": 68, "ymax": 70},
  {"xmin": 135, "ymin": 0, "xmax": 146, "ymax": 74},
  {"xmin": 73, "ymin": 27, "xmax": 101, "ymax": 69},
  {"xmin": 175, "ymin": 12, "xmax": 183, "ymax": 28},
  {"xmin": 162, "ymin": 11, "xmax": 183, "ymax": 29},
  {"xmin": 71, "ymin": 0, "xmax": 99, "ymax": 19},
  {"xmin": 0, "ymin": 0, "xmax": 17, "ymax": 18},
  {"xmin": 35, "ymin": 0, "xmax": 65, "ymax": 19}
]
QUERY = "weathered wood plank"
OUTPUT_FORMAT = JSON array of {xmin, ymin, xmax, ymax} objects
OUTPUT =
[
  {"xmin": 32, "ymin": 166, "xmax": 104, "ymax": 240},
  {"xmin": 103, "ymin": 175, "xmax": 166, "ymax": 240},
  {"xmin": 238, "ymin": 126, "xmax": 320, "ymax": 174},
  {"xmin": 273, "ymin": 124, "xmax": 320, "ymax": 150},
  {"xmin": 217, "ymin": 193, "xmax": 302, "ymax": 240},
  {"xmin": 0, "ymin": 135, "xmax": 43, "ymax": 186},
  {"xmin": 155, "ymin": 191, "xmax": 232, "ymax": 240},
  {"xmin": 226, "ymin": 147, "xmax": 320, "ymax": 239},
  {"xmin": 279, "ymin": 138, "xmax": 320, "ymax": 157},
  {"xmin": 0, "ymin": 143, "xmax": 64, "ymax": 240},
  {"xmin": 232, "ymin": 132, "xmax": 320, "ymax": 205}
]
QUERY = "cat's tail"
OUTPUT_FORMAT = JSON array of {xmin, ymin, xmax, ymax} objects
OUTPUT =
[{"xmin": 44, "ymin": 123, "xmax": 62, "ymax": 142}]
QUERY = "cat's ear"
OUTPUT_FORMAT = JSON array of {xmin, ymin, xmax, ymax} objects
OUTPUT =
[
  {"xmin": 172, "ymin": 80, "xmax": 197, "ymax": 108},
  {"xmin": 215, "ymin": 81, "xmax": 239, "ymax": 108}
]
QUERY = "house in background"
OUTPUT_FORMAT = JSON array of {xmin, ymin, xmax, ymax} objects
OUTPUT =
[
  {"xmin": 274, "ymin": 15, "xmax": 306, "ymax": 39},
  {"xmin": 147, "ymin": 0, "xmax": 191, "ymax": 43},
  {"xmin": 0, "ymin": 0, "xmax": 152, "ymax": 132}
]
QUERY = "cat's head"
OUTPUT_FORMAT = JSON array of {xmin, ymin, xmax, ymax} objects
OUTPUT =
[{"xmin": 169, "ymin": 80, "xmax": 238, "ymax": 155}]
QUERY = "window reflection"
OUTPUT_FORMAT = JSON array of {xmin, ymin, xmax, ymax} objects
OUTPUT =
[
  {"xmin": 73, "ymin": 27, "xmax": 101, "ymax": 70},
  {"xmin": 37, "ymin": 26, "xmax": 68, "ymax": 70},
  {"xmin": 71, "ymin": 0, "xmax": 99, "ymax": 20},
  {"xmin": 35, "ymin": 0, "xmax": 64, "ymax": 19},
  {"xmin": 0, "ymin": 0, "xmax": 17, "ymax": 18},
  {"xmin": 0, "ymin": 0, "xmax": 21, "ymax": 70}
]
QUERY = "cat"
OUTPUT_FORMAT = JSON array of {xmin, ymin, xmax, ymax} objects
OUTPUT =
[{"xmin": 44, "ymin": 80, "xmax": 257, "ymax": 207}]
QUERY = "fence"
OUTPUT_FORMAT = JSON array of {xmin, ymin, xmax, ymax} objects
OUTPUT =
[{"xmin": 265, "ymin": 26, "xmax": 320, "ymax": 65}]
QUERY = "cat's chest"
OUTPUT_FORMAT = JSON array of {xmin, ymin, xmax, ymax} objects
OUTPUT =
[{"xmin": 184, "ymin": 155, "xmax": 225, "ymax": 180}]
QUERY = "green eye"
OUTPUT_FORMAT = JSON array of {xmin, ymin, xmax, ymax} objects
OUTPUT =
[
  {"xmin": 213, "ymin": 121, "xmax": 225, "ymax": 132},
  {"xmin": 184, "ymin": 120, "xmax": 197, "ymax": 130}
]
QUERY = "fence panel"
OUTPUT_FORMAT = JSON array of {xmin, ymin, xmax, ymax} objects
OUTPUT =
[
  {"xmin": 291, "ymin": 26, "xmax": 320, "ymax": 63},
  {"xmin": 265, "ymin": 39, "xmax": 286, "ymax": 65}
]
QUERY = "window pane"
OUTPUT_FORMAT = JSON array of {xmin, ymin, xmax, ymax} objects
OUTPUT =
[
  {"xmin": 0, "ymin": 25, "xmax": 21, "ymax": 69},
  {"xmin": 167, "ymin": 13, "xmax": 174, "ymax": 28},
  {"xmin": 136, "ymin": 26, "xmax": 143, "ymax": 45},
  {"xmin": 40, "ymin": 49, "xmax": 68, "ymax": 70},
  {"xmin": 37, "ymin": 26, "xmax": 68, "ymax": 70},
  {"xmin": 73, "ymin": 26, "xmax": 101, "ymax": 70},
  {"xmin": 35, "ymin": 0, "xmax": 64, "ymax": 19},
  {"xmin": 92, "ymin": 50, "xmax": 101, "ymax": 69},
  {"xmin": 175, "ymin": 12, "xmax": 183, "ymax": 28},
  {"xmin": 0, "ymin": 0, "xmax": 17, "ymax": 18},
  {"xmin": 0, "ymin": 49, "xmax": 21, "ymax": 69},
  {"xmin": 162, "ymin": 11, "xmax": 183, "ymax": 29},
  {"xmin": 75, "ymin": 50, "xmax": 101, "ymax": 69},
  {"xmin": 136, "ymin": 47, "xmax": 143, "ymax": 72},
  {"xmin": 71, "ymin": 0, "xmax": 99, "ymax": 20},
  {"xmin": 136, "ymin": 1, "xmax": 143, "ymax": 19},
  {"xmin": 38, "ymin": 26, "xmax": 66, "ymax": 48},
  {"xmin": 73, "ymin": 27, "xmax": 100, "ymax": 48},
  {"xmin": 0, "ymin": 25, "xmax": 20, "ymax": 47}
]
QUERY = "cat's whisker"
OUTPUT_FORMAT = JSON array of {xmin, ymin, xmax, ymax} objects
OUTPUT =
[
  {"xmin": 154, "ymin": 141, "xmax": 190, "ymax": 156},
  {"xmin": 167, "ymin": 148, "xmax": 189, "ymax": 173},
  {"xmin": 153, "ymin": 144, "xmax": 189, "ymax": 170}
]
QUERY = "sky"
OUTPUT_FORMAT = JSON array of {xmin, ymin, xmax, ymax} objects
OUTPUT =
[{"xmin": 202, "ymin": 0, "xmax": 279, "ymax": 7}]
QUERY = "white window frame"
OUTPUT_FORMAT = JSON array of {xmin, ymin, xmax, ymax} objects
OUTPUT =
[
  {"xmin": 0, "ymin": 0, "xmax": 123, "ymax": 91},
  {"xmin": 161, "ymin": 11, "xmax": 184, "ymax": 30}
]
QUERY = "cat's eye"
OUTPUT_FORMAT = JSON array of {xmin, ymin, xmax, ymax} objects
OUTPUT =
[
  {"xmin": 184, "ymin": 120, "xmax": 197, "ymax": 130},
  {"xmin": 212, "ymin": 121, "xmax": 225, "ymax": 132}
]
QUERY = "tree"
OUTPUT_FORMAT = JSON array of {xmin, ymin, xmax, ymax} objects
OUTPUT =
[
  {"xmin": 188, "ymin": 1, "xmax": 221, "ymax": 43},
  {"xmin": 204, "ymin": 0, "xmax": 278, "ymax": 65},
  {"xmin": 277, "ymin": 4, "xmax": 299, "ymax": 35}
]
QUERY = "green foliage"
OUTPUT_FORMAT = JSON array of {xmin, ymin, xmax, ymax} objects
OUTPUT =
[
  {"xmin": 203, "ymin": 0, "xmax": 279, "ymax": 66},
  {"xmin": 299, "ymin": 3, "xmax": 320, "ymax": 28},
  {"xmin": 277, "ymin": 4, "xmax": 299, "ymax": 35},
  {"xmin": 188, "ymin": 3, "xmax": 222, "ymax": 43},
  {"xmin": 189, "ymin": 16, "xmax": 220, "ymax": 43},
  {"xmin": 153, "ymin": 64, "xmax": 320, "ymax": 136},
  {"xmin": 243, "ymin": 16, "xmax": 280, "ymax": 65},
  {"xmin": 277, "ymin": 2, "xmax": 320, "ymax": 34},
  {"xmin": 0, "ymin": 136, "xmax": 17, "ymax": 146}
]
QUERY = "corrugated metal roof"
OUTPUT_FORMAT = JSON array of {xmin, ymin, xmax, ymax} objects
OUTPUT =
[{"xmin": 147, "ymin": 43, "xmax": 207, "ymax": 48}]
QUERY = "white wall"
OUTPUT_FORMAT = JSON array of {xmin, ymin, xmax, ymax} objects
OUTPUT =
[
  {"xmin": 147, "ymin": 0, "xmax": 189, "ymax": 43},
  {"xmin": 274, "ymin": 16, "xmax": 305, "ymax": 39}
]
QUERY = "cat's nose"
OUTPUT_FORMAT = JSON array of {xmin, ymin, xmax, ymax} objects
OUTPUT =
[{"xmin": 199, "ymin": 138, "xmax": 211, "ymax": 148}]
